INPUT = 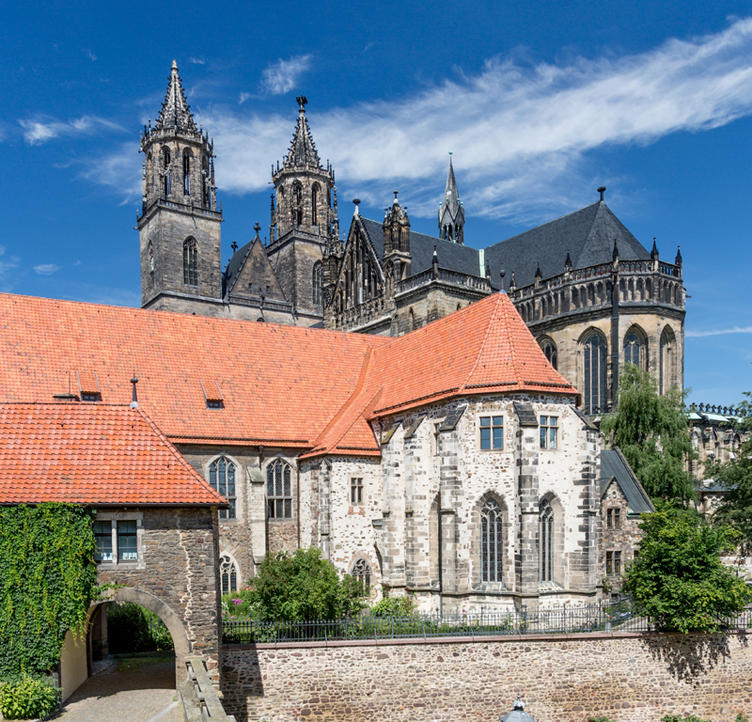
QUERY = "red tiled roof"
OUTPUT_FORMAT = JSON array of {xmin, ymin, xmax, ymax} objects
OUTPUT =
[
  {"xmin": 0, "ymin": 403, "xmax": 228, "ymax": 506},
  {"xmin": 0, "ymin": 292, "xmax": 576, "ymax": 459}
]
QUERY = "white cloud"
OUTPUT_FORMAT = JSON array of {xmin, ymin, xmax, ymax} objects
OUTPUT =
[
  {"xmin": 33, "ymin": 264, "xmax": 60, "ymax": 276},
  {"xmin": 78, "ymin": 142, "xmax": 141, "ymax": 201},
  {"xmin": 260, "ymin": 54, "xmax": 313, "ymax": 95},
  {"xmin": 18, "ymin": 115, "xmax": 124, "ymax": 145},
  {"xmin": 84, "ymin": 49, "xmax": 97, "ymax": 62},
  {"xmin": 188, "ymin": 57, "xmax": 206, "ymax": 65},
  {"xmin": 686, "ymin": 325, "xmax": 752, "ymax": 338}
]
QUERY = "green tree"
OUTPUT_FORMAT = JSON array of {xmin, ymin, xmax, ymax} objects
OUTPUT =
[
  {"xmin": 623, "ymin": 505, "xmax": 750, "ymax": 632},
  {"xmin": 711, "ymin": 392, "xmax": 752, "ymax": 553},
  {"xmin": 600, "ymin": 364, "xmax": 694, "ymax": 504},
  {"xmin": 243, "ymin": 548, "xmax": 364, "ymax": 622}
]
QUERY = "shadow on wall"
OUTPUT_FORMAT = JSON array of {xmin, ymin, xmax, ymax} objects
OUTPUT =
[
  {"xmin": 642, "ymin": 633, "xmax": 742, "ymax": 684},
  {"xmin": 220, "ymin": 645, "xmax": 261, "ymax": 722}
]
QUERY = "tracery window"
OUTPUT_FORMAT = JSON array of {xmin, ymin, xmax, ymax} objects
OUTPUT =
[
  {"xmin": 183, "ymin": 149, "xmax": 192, "ymax": 195},
  {"xmin": 202, "ymin": 156, "xmax": 210, "ymax": 207},
  {"xmin": 540, "ymin": 338, "xmax": 557, "ymax": 369},
  {"xmin": 183, "ymin": 237, "xmax": 198, "ymax": 286},
  {"xmin": 209, "ymin": 456, "xmax": 236, "ymax": 520},
  {"xmin": 480, "ymin": 498, "xmax": 504, "ymax": 583},
  {"xmin": 539, "ymin": 500, "xmax": 554, "ymax": 582},
  {"xmin": 351, "ymin": 558, "xmax": 371, "ymax": 595},
  {"xmin": 267, "ymin": 459, "xmax": 292, "ymax": 519},
  {"xmin": 311, "ymin": 183, "xmax": 319, "ymax": 226},
  {"xmin": 312, "ymin": 262, "xmax": 322, "ymax": 305},
  {"xmin": 162, "ymin": 146, "xmax": 172, "ymax": 197},
  {"xmin": 623, "ymin": 329, "xmax": 646, "ymax": 370},
  {"xmin": 583, "ymin": 332, "xmax": 607, "ymax": 414},
  {"xmin": 220, "ymin": 554, "xmax": 238, "ymax": 594},
  {"xmin": 293, "ymin": 182, "xmax": 303, "ymax": 226}
]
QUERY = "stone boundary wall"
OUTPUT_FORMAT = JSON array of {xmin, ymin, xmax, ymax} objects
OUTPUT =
[{"xmin": 221, "ymin": 631, "xmax": 752, "ymax": 721}]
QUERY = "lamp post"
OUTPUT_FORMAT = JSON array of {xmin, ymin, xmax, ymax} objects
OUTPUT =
[{"xmin": 500, "ymin": 696, "xmax": 537, "ymax": 721}]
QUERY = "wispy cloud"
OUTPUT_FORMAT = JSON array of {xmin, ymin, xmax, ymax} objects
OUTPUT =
[
  {"xmin": 19, "ymin": 115, "xmax": 124, "ymax": 145},
  {"xmin": 260, "ymin": 54, "xmax": 313, "ymax": 95},
  {"xmin": 0, "ymin": 246, "xmax": 19, "ymax": 292},
  {"xmin": 188, "ymin": 56, "xmax": 206, "ymax": 65},
  {"xmin": 78, "ymin": 141, "xmax": 141, "ymax": 201},
  {"xmin": 686, "ymin": 325, "xmax": 752, "ymax": 338},
  {"xmin": 84, "ymin": 49, "xmax": 97, "ymax": 62},
  {"xmin": 33, "ymin": 264, "xmax": 60, "ymax": 276}
]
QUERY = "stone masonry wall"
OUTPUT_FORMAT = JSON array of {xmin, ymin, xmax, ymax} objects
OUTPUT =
[{"xmin": 221, "ymin": 632, "xmax": 752, "ymax": 722}]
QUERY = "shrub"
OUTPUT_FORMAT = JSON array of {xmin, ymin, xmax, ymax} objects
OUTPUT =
[
  {"xmin": 369, "ymin": 596, "xmax": 415, "ymax": 617},
  {"xmin": 107, "ymin": 602, "xmax": 173, "ymax": 653},
  {"xmin": 222, "ymin": 588, "xmax": 255, "ymax": 618},
  {"xmin": 660, "ymin": 716, "xmax": 711, "ymax": 722},
  {"xmin": 0, "ymin": 676, "xmax": 61, "ymax": 720}
]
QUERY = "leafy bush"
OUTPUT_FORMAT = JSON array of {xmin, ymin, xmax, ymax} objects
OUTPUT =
[
  {"xmin": 369, "ymin": 595, "xmax": 415, "ymax": 617},
  {"xmin": 230, "ymin": 549, "xmax": 365, "ymax": 622},
  {"xmin": 0, "ymin": 676, "xmax": 61, "ymax": 720},
  {"xmin": 0, "ymin": 504, "xmax": 98, "ymax": 679},
  {"xmin": 107, "ymin": 602, "xmax": 173, "ymax": 653},
  {"xmin": 660, "ymin": 716, "xmax": 710, "ymax": 722},
  {"xmin": 588, "ymin": 717, "xmax": 616, "ymax": 722},
  {"xmin": 624, "ymin": 505, "xmax": 751, "ymax": 632},
  {"xmin": 222, "ymin": 588, "xmax": 255, "ymax": 618}
]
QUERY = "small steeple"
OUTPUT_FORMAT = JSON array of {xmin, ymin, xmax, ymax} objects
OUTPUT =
[
  {"xmin": 651, "ymin": 237, "xmax": 659, "ymax": 261},
  {"xmin": 438, "ymin": 153, "xmax": 465, "ymax": 244},
  {"xmin": 564, "ymin": 251, "xmax": 572, "ymax": 270},
  {"xmin": 612, "ymin": 240, "xmax": 620, "ymax": 262},
  {"xmin": 281, "ymin": 96, "xmax": 322, "ymax": 170},
  {"xmin": 155, "ymin": 60, "xmax": 199, "ymax": 134},
  {"xmin": 675, "ymin": 245, "xmax": 682, "ymax": 266}
]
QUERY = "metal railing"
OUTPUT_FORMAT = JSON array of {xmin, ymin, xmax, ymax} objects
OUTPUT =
[{"xmin": 223, "ymin": 599, "xmax": 752, "ymax": 645}]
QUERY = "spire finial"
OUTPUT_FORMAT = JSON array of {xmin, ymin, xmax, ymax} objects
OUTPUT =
[
  {"xmin": 598, "ymin": 186, "xmax": 606, "ymax": 202},
  {"xmin": 352, "ymin": 198, "xmax": 360, "ymax": 217},
  {"xmin": 171, "ymin": 59, "xmax": 178, "ymax": 71},
  {"xmin": 499, "ymin": 269, "xmax": 506, "ymax": 294},
  {"xmin": 231, "ymin": 241, "xmax": 238, "ymax": 252},
  {"xmin": 253, "ymin": 222, "xmax": 261, "ymax": 239},
  {"xmin": 296, "ymin": 96, "xmax": 308, "ymax": 113},
  {"xmin": 130, "ymin": 372, "xmax": 139, "ymax": 409},
  {"xmin": 675, "ymin": 244, "xmax": 683, "ymax": 266}
]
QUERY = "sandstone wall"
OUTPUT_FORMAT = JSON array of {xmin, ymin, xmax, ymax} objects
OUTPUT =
[{"xmin": 221, "ymin": 632, "xmax": 752, "ymax": 722}]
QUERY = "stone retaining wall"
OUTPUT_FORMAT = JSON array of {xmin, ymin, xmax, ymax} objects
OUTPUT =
[{"xmin": 221, "ymin": 632, "xmax": 752, "ymax": 721}]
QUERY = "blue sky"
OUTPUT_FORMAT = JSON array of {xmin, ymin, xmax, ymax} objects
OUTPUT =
[{"xmin": 2, "ymin": 0, "xmax": 751, "ymax": 406}]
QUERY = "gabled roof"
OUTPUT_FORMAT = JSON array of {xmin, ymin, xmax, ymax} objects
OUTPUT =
[
  {"xmin": 224, "ymin": 236, "xmax": 287, "ymax": 302},
  {"xmin": 485, "ymin": 201, "xmax": 650, "ymax": 289},
  {"xmin": 154, "ymin": 61, "xmax": 198, "ymax": 134},
  {"xmin": 0, "ymin": 291, "xmax": 575, "ymax": 458},
  {"xmin": 0, "ymin": 403, "xmax": 227, "ymax": 506},
  {"xmin": 600, "ymin": 448, "xmax": 654, "ymax": 515}
]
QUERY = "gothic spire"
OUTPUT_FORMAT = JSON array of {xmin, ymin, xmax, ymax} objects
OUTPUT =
[
  {"xmin": 282, "ymin": 96, "xmax": 322, "ymax": 170},
  {"xmin": 155, "ymin": 60, "xmax": 199, "ymax": 134},
  {"xmin": 438, "ymin": 153, "xmax": 465, "ymax": 244}
]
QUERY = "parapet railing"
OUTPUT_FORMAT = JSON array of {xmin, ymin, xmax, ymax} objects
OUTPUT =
[
  {"xmin": 222, "ymin": 600, "xmax": 752, "ymax": 645},
  {"xmin": 180, "ymin": 656, "xmax": 236, "ymax": 722}
]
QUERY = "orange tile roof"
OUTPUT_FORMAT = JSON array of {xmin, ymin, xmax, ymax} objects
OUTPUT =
[
  {"xmin": 0, "ymin": 292, "xmax": 576, "ymax": 460},
  {"xmin": 0, "ymin": 403, "xmax": 228, "ymax": 506}
]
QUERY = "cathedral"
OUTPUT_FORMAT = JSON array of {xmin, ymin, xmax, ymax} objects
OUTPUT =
[{"xmin": 139, "ymin": 61, "xmax": 685, "ymax": 418}]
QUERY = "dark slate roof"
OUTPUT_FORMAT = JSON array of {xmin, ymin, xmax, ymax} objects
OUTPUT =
[
  {"xmin": 223, "ymin": 240, "xmax": 254, "ymax": 297},
  {"xmin": 600, "ymin": 448, "xmax": 654, "ymax": 515},
  {"xmin": 484, "ymin": 201, "xmax": 650, "ymax": 289},
  {"xmin": 359, "ymin": 218, "xmax": 482, "ymax": 277}
]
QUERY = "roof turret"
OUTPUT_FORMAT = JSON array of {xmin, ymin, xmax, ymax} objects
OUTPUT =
[{"xmin": 154, "ymin": 60, "xmax": 199, "ymax": 135}]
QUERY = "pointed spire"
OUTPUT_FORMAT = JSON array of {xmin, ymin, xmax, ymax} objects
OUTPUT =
[
  {"xmin": 432, "ymin": 245, "xmax": 439, "ymax": 279},
  {"xmin": 612, "ymin": 239, "xmax": 620, "ymax": 262},
  {"xmin": 535, "ymin": 263, "xmax": 542, "ymax": 281},
  {"xmin": 438, "ymin": 152, "xmax": 465, "ymax": 244},
  {"xmin": 564, "ymin": 251, "xmax": 572, "ymax": 270},
  {"xmin": 281, "ymin": 96, "xmax": 322, "ymax": 170},
  {"xmin": 675, "ymin": 245, "xmax": 682, "ymax": 266},
  {"xmin": 651, "ymin": 237, "xmax": 659, "ymax": 261},
  {"xmin": 154, "ymin": 60, "xmax": 198, "ymax": 134}
]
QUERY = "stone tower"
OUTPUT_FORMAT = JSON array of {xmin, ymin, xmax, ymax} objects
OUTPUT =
[
  {"xmin": 437, "ymin": 154, "xmax": 464, "ymax": 244},
  {"xmin": 137, "ymin": 61, "xmax": 223, "ymax": 313},
  {"xmin": 268, "ymin": 97, "xmax": 337, "ymax": 318}
]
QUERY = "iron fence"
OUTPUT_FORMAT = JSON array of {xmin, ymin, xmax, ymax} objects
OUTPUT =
[{"xmin": 223, "ymin": 599, "xmax": 752, "ymax": 645}]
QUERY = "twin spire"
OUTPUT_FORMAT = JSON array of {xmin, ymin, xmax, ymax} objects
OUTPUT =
[
  {"xmin": 282, "ymin": 96, "xmax": 323, "ymax": 170},
  {"xmin": 154, "ymin": 60, "xmax": 199, "ymax": 135},
  {"xmin": 438, "ymin": 153, "xmax": 465, "ymax": 244}
]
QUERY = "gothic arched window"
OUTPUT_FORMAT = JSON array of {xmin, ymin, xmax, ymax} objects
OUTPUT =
[
  {"xmin": 311, "ymin": 183, "xmax": 320, "ymax": 226},
  {"xmin": 312, "ymin": 262, "xmax": 322, "ymax": 305},
  {"xmin": 209, "ymin": 456, "xmax": 236, "ymax": 519},
  {"xmin": 220, "ymin": 554, "xmax": 238, "ymax": 594},
  {"xmin": 202, "ymin": 156, "xmax": 210, "ymax": 207},
  {"xmin": 583, "ymin": 331, "xmax": 607, "ymax": 414},
  {"xmin": 660, "ymin": 326, "xmax": 676, "ymax": 394},
  {"xmin": 539, "ymin": 500, "xmax": 554, "ymax": 582},
  {"xmin": 182, "ymin": 149, "xmax": 192, "ymax": 195},
  {"xmin": 162, "ymin": 147, "xmax": 172, "ymax": 197},
  {"xmin": 623, "ymin": 327, "xmax": 647, "ymax": 370},
  {"xmin": 539, "ymin": 338, "xmax": 558, "ymax": 370},
  {"xmin": 267, "ymin": 459, "xmax": 292, "ymax": 519},
  {"xmin": 351, "ymin": 558, "xmax": 371, "ymax": 595},
  {"xmin": 293, "ymin": 182, "xmax": 303, "ymax": 226},
  {"xmin": 480, "ymin": 497, "xmax": 504, "ymax": 583},
  {"xmin": 183, "ymin": 237, "xmax": 198, "ymax": 286}
]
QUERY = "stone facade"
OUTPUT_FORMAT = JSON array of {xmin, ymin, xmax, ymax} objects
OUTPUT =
[
  {"xmin": 600, "ymin": 482, "xmax": 641, "ymax": 590},
  {"xmin": 221, "ymin": 632, "xmax": 752, "ymax": 721}
]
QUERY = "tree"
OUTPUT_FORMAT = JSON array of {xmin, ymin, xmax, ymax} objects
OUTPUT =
[
  {"xmin": 623, "ymin": 505, "xmax": 750, "ymax": 632},
  {"xmin": 244, "ymin": 548, "xmax": 364, "ymax": 622},
  {"xmin": 711, "ymin": 392, "xmax": 752, "ymax": 553},
  {"xmin": 600, "ymin": 364, "xmax": 694, "ymax": 504}
]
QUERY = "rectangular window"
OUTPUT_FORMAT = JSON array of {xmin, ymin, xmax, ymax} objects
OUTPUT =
[
  {"xmin": 539, "ymin": 416, "xmax": 558, "ymax": 449},
  {"xmin": 94, "ymin": 520, "xmax": 113, "ymax": 562},
  {"xmin": 606, "ymin": 508, "xmax": 622, "ymax": 529},
  {"xmin": 350, "ymin": 477, "xmax": 363, "ymax": 505},
  {"xmin": 117, "ymin": 521, "xmax": 138, "ymax": 562},
  {"xmin": 605, "ymin": 550, "xmax": 622, "ymax": 575},
  {"xmin": 480, "ymin": 415, "xmax": 503, "ymax": 450}
]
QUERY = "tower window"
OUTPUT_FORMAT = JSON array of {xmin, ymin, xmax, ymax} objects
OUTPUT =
[
  {"xmin": 183, "ymin": 237, "xmax": 198, "ymax": 286},
  {"xmin": 312, "ymin": 262, "xmax": 322, "ymax": 305},
  {"xmin": 183, "ymin": 150, "xmax": 192, "ymax": 195},
  {"xmin": 293, "ymin": 182, "xmax": 303, "ymax": 226},
  {"xmin": 202, "ymin": 156, "xmax": 210, "ymax": 207},
  {"xmin": 311, "ymin": 183, "xmax": 319, "ymax": 226}
]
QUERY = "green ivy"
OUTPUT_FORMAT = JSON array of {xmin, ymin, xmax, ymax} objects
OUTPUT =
[{"xmin": 0, "ymin": 503, "xmax": 98, "ymax": 679}]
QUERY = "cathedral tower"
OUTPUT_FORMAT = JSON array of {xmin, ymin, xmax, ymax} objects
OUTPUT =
[
  {"xmin": 268, "ymin": 97, "xmax": 337, "ymax": 316},
  {"xmin": 438, "ymin": 154, "xmax": 464, "ymax": 244},
  {"xmin": 137, "ymin": 61, "xmax": 223, "ymax": 313}
]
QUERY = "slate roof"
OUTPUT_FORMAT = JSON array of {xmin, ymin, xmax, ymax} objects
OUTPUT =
[
  {"xmin": 485, "ymin": 201, "xmax": 650, "ymax": 289},
  {"xmin": 0, "ymin": 403, "xmax": 227, "ymax": 506},
  {"xmin": 0, "ymin": 292, "xmax": 574, "ymax": 459},
  {"xmin": 359, "ymin": 218, "xmax": 482, "ymax": 277},
  {"xmin": 600, "ymin": 448, "xmax": 654, "ymax": 515}
]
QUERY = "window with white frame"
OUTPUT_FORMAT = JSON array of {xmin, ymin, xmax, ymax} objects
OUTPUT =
[
  {"xmin": 479, "ymin": 415, "xmax": 503, "ymax": 450},
  {"xmin": 539, "ymin": 415, "xmax": 558, "ymax": 449},
  {"xmin": 93, "ymin": 516, "xmax": 141, "ymax": 564}
]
